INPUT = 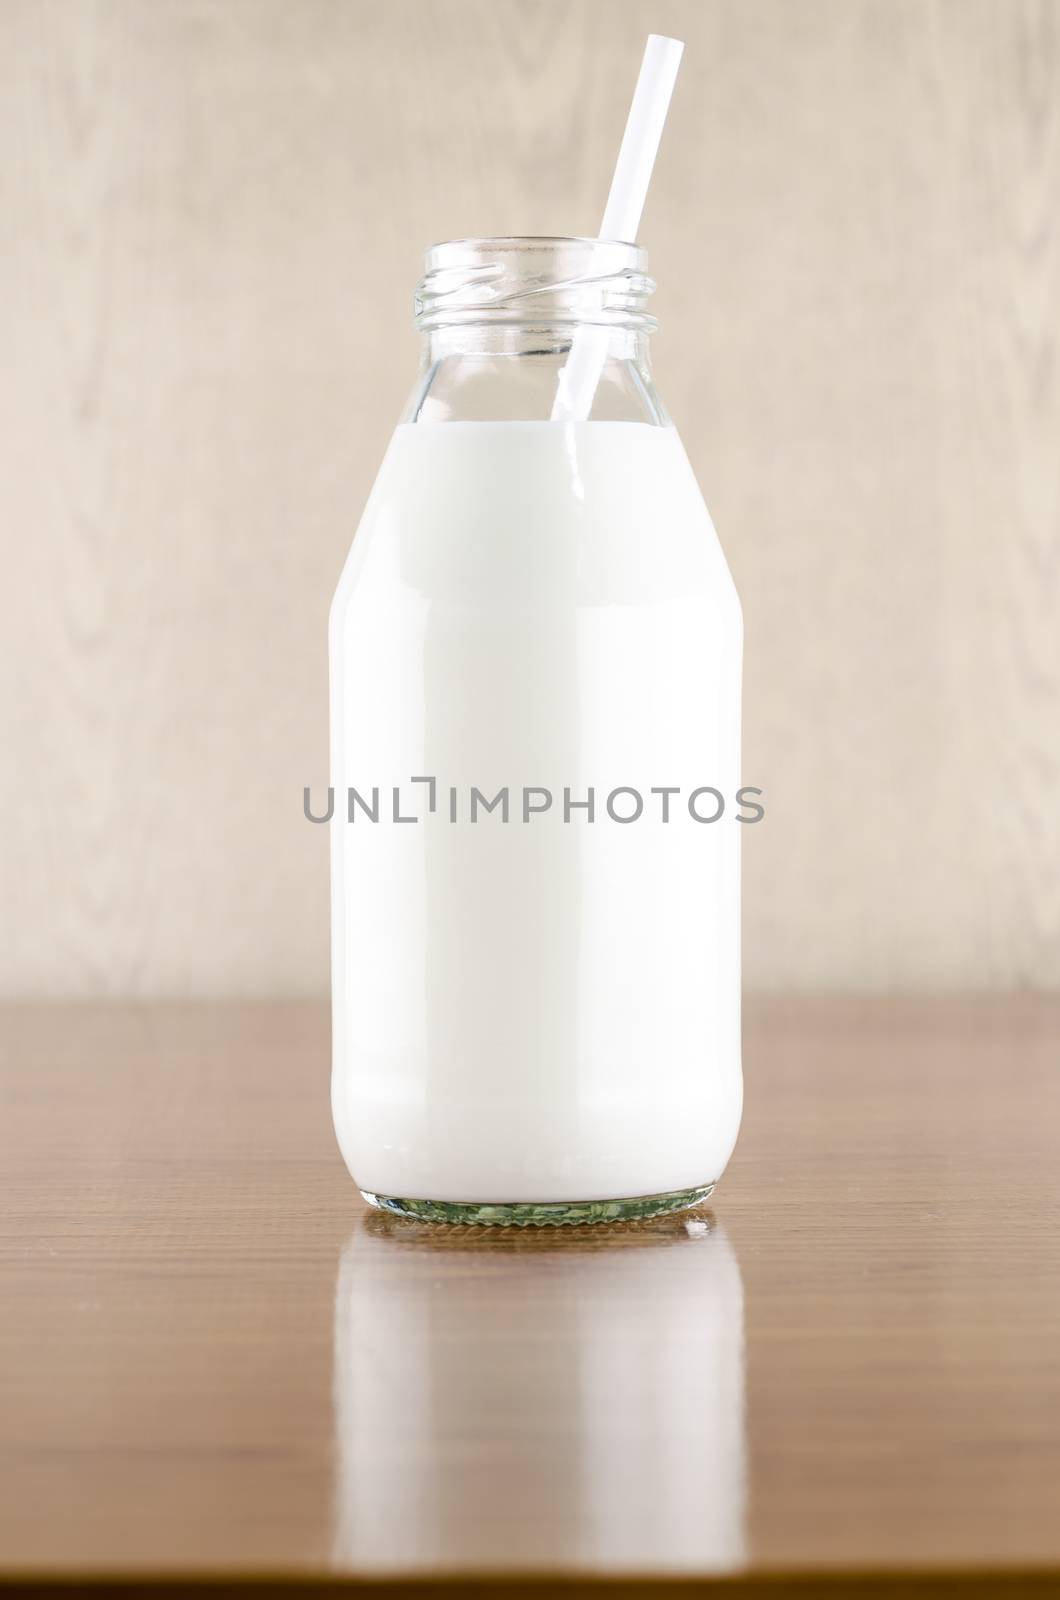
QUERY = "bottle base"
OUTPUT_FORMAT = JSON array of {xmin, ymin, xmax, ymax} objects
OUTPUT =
[{"xmin": 358, "ymin": 1182, "xmax": 716, "ymax": 1228}]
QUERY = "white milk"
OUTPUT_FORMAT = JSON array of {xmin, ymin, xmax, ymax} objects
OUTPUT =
[{"xmin": 330, "ymin": 420, "xmax": 742, "ymax": 1204}]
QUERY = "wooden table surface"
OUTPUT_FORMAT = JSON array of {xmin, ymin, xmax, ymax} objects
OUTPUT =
[{"xmin": 2, "ymin": 997, "xmax": 1059, "ymax": 1597}]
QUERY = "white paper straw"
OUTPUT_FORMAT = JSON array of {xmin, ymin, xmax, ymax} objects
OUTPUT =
[{"xmin": 551, "ymin": 35, "xmax": 684, "ymax": 423}]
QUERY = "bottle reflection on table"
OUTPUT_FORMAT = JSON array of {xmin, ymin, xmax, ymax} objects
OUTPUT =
[{"xmin": 332, "ymin": 1209, "xmax": 746, "ymax": 1572}]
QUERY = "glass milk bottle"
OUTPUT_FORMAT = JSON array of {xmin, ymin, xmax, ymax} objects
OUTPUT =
[{"xmin": 329, "ymin": 237, "xmax": 743, "ymax": 1225}]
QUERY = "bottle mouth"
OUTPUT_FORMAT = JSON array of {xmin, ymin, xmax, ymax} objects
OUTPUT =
[{"xmin": 415, "ymin": 236, "xmax": 656, "ymax": 332}]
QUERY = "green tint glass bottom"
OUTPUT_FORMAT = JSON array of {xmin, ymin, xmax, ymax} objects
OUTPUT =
[{"xmin": 360, "ymin": 1182, "xmax": 716, "ymax": 1228}]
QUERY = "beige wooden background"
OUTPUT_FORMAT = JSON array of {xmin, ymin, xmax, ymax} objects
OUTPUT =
[{"xmin": 1, "ymin": 0, "xmax": 1057, "ymax": 997}]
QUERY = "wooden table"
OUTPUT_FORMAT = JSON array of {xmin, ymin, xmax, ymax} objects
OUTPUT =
[{"xmin": 2, "ymin": 997, "xmax": 1059, "ymax": 1596}]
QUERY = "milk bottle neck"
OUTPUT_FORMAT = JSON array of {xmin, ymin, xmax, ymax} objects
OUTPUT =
[
  {"xmin": 405, "ymin": 237, "xmax": 668, "ymax": 426},
  {"xmin": 406, "ymin": 327, "xmax": 666, "ymax": 426}
]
